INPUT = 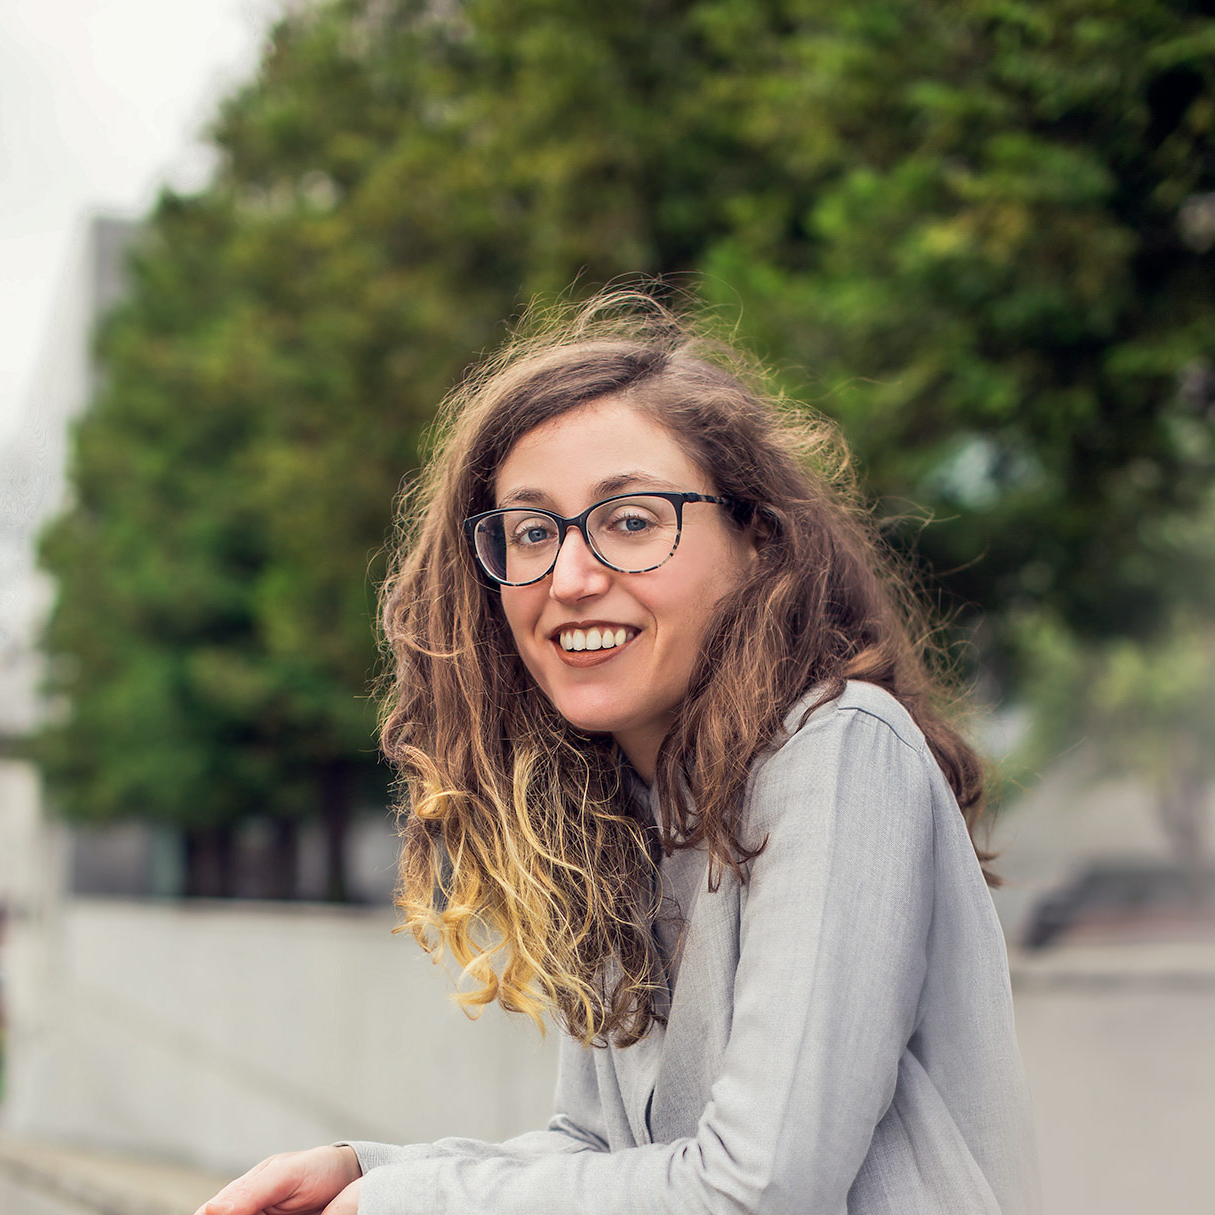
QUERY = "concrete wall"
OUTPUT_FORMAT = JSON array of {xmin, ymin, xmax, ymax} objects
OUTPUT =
[
  {"xmin": 2, "ymin": 895, "xmax": 560, "ymax": 1175},
  {"xmin": 1, "ymin": 755, "xmax": 559, "ymax": 1181}
]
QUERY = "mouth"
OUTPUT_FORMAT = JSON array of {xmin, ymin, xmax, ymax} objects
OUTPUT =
[
  {"xmin": 554, "ymin": 624, "xmax": 638, "ymax": 653},
  {"xmin": 548, "ymin": 624, "xmax": 640, "ymax": 668}
]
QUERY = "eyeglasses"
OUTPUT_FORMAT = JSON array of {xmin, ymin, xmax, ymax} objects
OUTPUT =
[{"xmin": 464, "ymin": 491, "xmax": 737, "ymax": 586}]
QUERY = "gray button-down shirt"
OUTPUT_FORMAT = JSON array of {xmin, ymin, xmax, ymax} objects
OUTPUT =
[{"xmin": 349, "ymin": 681, "xmax": 1041, "ymax": 1213}]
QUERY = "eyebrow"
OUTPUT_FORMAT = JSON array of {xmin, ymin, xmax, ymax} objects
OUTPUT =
[{"xmin": 497, "ymin": 472, "xmax": 683, "ymax": 508}]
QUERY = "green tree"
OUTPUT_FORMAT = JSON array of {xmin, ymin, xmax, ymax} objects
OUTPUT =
[
  {"xmin": 693, "ymin": 0, "xmax": 1215, "ymax": 664},
  {"xmin": 35, "ymin": 0, "xmax": 1215, "ymax": 892},
  {"xmin": 37, "ymin": 195, "xmax": 340, "ymax": 895},
  {"xmin": 195, "ymin": 0, "xmax": 1215, "ymax": 669}
]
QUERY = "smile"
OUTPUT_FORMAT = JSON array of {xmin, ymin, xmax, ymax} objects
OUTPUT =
[{"xmin": 557, "ymin": 625, "xmax": 637, "ymax": 652}]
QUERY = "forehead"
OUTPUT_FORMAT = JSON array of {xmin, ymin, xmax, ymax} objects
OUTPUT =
[{"xmin": 493, "ymin": 397, "xmax": 709, "ymax": 507}]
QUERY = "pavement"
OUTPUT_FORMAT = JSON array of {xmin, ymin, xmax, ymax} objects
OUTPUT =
[
  {"xmin": 0, "ymin": 1134, "xmax": 232, "ymax": 1215},
  {"xmin": 1010, "ymin": 938, "xmax": 1215, "ymax": 1215}
]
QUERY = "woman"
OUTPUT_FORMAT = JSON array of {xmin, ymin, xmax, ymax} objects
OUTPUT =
[{"xmin": 198, "ymin": 291, "xmax": 1040, "ymax": 1215}]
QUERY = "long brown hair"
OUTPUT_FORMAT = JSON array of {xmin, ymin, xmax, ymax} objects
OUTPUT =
[{"xmin": 378, "ymin": 289, "xmax": 992, "ymax": 1047}]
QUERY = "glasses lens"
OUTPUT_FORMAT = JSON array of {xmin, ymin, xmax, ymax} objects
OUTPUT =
[
  {"xmin": 472, "ymin": 495, "xmax": 683, "ymax": 583},
  {"xmin": 474, "ymin": 510, "xmax": 560, "ymax": 583},
  {"xmin": 587, "ymin": 495, "xmax": 679, "ymax": 572}
]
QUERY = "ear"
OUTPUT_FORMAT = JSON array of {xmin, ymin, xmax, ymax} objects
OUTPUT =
[
  {"xmin": 743, "ymin": 503, "xmax": 779, "ymax": 561},
  {"xmin": 723, "ymin": 499, "xmax": 760, "ymax": 563}
]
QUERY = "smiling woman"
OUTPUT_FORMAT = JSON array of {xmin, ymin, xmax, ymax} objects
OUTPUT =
[{"xmin": 196, "ymin": 289, "xmax": 1041, "ymax": 1215}]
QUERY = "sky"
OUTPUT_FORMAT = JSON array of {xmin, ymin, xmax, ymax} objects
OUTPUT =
[{"xmin": 0, "ymin": 0, "xmax": 285, "ymax": 446}]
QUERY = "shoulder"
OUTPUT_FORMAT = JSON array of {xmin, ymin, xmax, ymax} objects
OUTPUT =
[
  {"xmin": 780, "ymin": 680, "xmax": 931, "ymax": 761},
  {"xmin": 745, "ymin": 681, "xmax": 944, "ymax": 840}
]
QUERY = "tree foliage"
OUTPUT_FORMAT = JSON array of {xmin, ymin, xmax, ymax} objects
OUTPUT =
[
  {"xmin": 691, "ymin": 0, "xmax": 1215, "ymax": 654},
  {"xmin": 35, "ymin": 0, "xmax": 1215, "ymax": 889}
]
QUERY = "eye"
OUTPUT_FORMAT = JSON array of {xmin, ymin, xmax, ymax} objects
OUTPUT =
[
  {"xmin": 606, "ymin": 506, "xmax": 659, "ymax": 535},
  {"xmin": 508, "ymin": 515, "xmax": 558, "ymax": 548}
]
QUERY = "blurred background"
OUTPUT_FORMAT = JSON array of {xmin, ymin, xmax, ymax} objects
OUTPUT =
[{"xmin": 1, "ymin": 2, "xmax": 1213, "ymax": 1212}]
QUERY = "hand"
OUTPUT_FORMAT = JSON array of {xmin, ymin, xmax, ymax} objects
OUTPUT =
[{"xmin": 194, "ymin": 1145, "xmax": 363, "ymax": 1215}]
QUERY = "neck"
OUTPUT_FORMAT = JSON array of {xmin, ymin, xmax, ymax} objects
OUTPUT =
[{"xmin": 612, "ymin": 724, "xmax": 667, "ymax": 787}]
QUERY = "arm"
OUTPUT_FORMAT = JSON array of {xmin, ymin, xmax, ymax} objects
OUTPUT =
[{"xmin": 357, "ymin": 707, "xmax": 940, "ymax": 1214}]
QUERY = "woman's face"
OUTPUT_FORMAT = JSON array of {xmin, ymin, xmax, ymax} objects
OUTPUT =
[{"xmin": 494, "ymin": 396, "xmax": 754, "ymax": 783}]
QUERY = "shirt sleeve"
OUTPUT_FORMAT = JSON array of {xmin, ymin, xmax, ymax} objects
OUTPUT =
[{"xmin": 354, "ymin": 705, "xmax": 947, "ymax": 1215}]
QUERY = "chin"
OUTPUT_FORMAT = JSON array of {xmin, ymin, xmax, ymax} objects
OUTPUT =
[
  {"xmin": 551, "ymin": 702, "xmax": 627, "ymax": 736},
  {"xmin": 540, "ymin": 686, "xmax": 632, "ymax": 735}
]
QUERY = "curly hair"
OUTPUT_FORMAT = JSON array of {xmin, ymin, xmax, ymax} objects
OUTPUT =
[{"xmin": 378, "ymin": 289, "xmax": 993, "ymax": 1048}]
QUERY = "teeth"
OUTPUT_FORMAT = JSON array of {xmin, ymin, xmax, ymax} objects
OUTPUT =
[{"xmin": 559, "ymin": 627, "xmax": 635, "ymax": 652}]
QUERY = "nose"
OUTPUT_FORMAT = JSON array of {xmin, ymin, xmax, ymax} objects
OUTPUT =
[{"xmin": 549, "ymin": 524, "xmax": 611, "ymax": 602}]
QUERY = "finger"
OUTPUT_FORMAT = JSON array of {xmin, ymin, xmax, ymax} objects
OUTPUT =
[
  {"xmin": 194, "ymin": 1156, "xmax": 296, "ymax": 1215},
  {"xmin": 194, "ymin": 1158, "xmax": 268, "ymax": 1215}
]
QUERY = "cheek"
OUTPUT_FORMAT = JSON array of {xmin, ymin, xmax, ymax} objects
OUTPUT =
[
  {"xmin": 499, "ymin": 589, "xmax": 539, "ymax": 658},
  {"xmin": 689, "ymin": 535, "xmax": 749, "ymax": 602},
  {"xmin": 667, "ymin": 546, "xmax": 749, "ymax": 647},
  {"xmin": 499, "ymin": 593, "xmax": 522, "ymax": 642}
]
